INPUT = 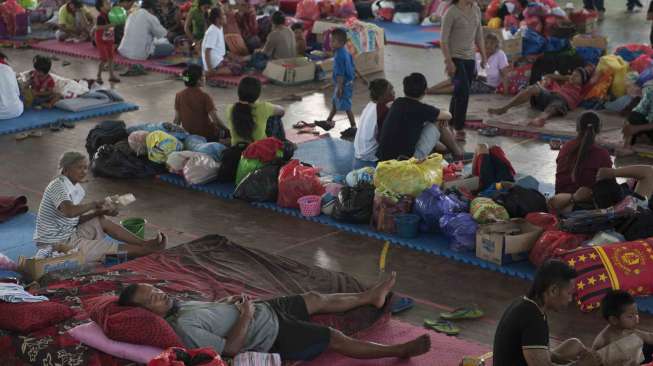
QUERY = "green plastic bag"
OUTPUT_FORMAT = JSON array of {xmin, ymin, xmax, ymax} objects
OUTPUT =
[
  {"xmin": 108, "ymin": 6, "xmax": 127, "ymax": 25},
  {"xmin": 235, "ymin": 158, "xmax": 265, "ymax": 186},
  {"xmin": 470, "ymin": 197, "xmax": 509, "ymax": 224},
  {"xmin": 19, "ymin": 0, "xmax": 37, "ymax": 10}
]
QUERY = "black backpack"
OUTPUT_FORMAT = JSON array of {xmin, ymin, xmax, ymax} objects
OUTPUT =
[
  {"xmin": 91, "ymin": 144, "xmax": 163, "ymax": 179},
  {"xmin": 619, "ymin": 208, "xmax": 653, "ymax": 241},
  {"xmin": 86, "ymin": 120, "xmax": 128, "ymax": 160},
  {"xmin": 233, "ymin": 164, "xmax": 282, "ymax": 203},
  {"xmin": 492, "ymin": 186, "xmax": 548, "ymax": 218},
  {"xmin": 331, "ymin": 183, "xmax": 375, "ymax": 224},
  {"xmin": 215, "ymin": 142, "xmax": 249, "ymax": 183}
]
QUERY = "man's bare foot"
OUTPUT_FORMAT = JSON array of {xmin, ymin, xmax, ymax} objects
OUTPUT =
[
  {"xmin": 400, "ymin": 334, "xmax": 431, "ymax": 358},
  {"xmin": 488, "ymin": 107, "xmax": 507, "ymax": 115},
  {"xmin": 368, "ymin": 271, "xmax": 396, "ymax": 308},
  {"xmin": 528, "ymin": 117, "xmax": 546, "ymax": 127}
]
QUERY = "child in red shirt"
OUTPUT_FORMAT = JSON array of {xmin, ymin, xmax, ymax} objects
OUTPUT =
[
  {"xmin": 95, "ymin": 0, "xmax": 119, "ymax": 84},
  {"xmin": 28, "ymin": 55, "xmax": 61, "ymax": 109}
]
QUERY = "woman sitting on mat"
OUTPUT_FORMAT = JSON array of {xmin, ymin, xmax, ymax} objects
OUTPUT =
[
  {"xmin": 488, "ymin": 66, "xmax": 592, "ymax": 127},
  {"xmin": 56, "ymin": 0, "xmax": 94, "ymax": 42},
  {"xmin": 427, "ymin": 32, "xmax": 509, "ymax": 96},
  {"xmin": 235, "ymin": 0, "xmax": 260, "ymax": 52},
  {"xmin": 223, "ymin": 3, "xmax": 250, "ymax": 57},
  {"xmin": 0, "ymin": 52, "xmax": 24, "ymax": 120},
  {"xmin": 227, "ymin": 76, "xmax": 285, "ymax": 145},
  {"xmin": 33, "ymin": 151, "xmax": 167, "ymax": 263},
  {"xmin": 555, "ymin": 111, "xmax": 612, "ymax": 195},
  {"xmin": 174, "ymin": 64, "xmax": 228, "ymax": 141}
]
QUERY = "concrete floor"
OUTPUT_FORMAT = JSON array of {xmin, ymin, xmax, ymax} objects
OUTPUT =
[{"xmin": 1, "ymin": 0, "xmax": 653, "ymax": 355}]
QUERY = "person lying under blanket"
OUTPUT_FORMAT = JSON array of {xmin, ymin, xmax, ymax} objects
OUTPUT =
[
  {"xmin": 488, "ymin": 66, "xmax": 593, "ymax": 127},
  {"xmin": 33, "ymin": 151, "xmax": 167, "ymax": 262},
  {"xmin": 118, "ymin": 272, "xmax": 431, "ymax": 361},
  {"xmin": 592, "ymin": 290, "xmax": 653, "ymax": 366}
]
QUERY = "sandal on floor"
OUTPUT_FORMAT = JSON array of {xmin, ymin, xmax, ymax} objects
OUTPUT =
[
  {"xmin": 314, "ymin": 120, "xmax": 335, "ymax": 131},
  {"xmin": 340, "ymin": 127, "xmax": 357, "ymax": 139},
  {"xmin": 292, "ymin": 121, "xmax": 316, "ymax": 129},
  {"xmin": 282, "ymin": 94, "xmax": 303, "ymax": 102},
  {"xmin": 120, "ymin": 64, "xmax": 147, "ymax": 77},
  {"xmin": 478, "ymin": 127, "xmax": 499, "ymax": 137},
  {"xmin": 549, "ymin": 138, "xmax": 562, "ymax": 150},
  {"xmin": 297, "ymin": 127, "xmax": 320, "ymax": 135},
  {"xmin": 391, "ymin": 297, "xmax": 415, "ymax": 314},
  {"xmin": 424, "ymin": 319, "xmax": 460, "ymax": 335},
  {"xmin": 439, "ymin": 306, "xmax": 484, "ymax": 320}
]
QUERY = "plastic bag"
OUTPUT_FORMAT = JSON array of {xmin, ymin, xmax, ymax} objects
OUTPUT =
[
  {"xmin": 234, "ymin": 164, "xmax": 281, "ymax": 202},
  {"xmin": 148, "ymin": 347, "xmax": 227, "ymax": 366},
  {"xmin": 345, "ymin": 167, "xmax": 375, "ymax": 187},
  {"xmin": 166, "ymin": 151, "xmax": 203, "ymax": 174},
  {"xmin": 525, "ymin": 212, "xmax": 559, "ymax": 231},
  {"xmin": 440, "ymin": 213, "xmax": 478, "ymax": 252},
  {"xmin": 183, "ymin": 135, "xmax": 207, "ymax": 151},
  {"xmin": 372, "ymin": 193, "xmax": 414, "ymax": 233},
  {"xmin": 183, "ymin": 153, "xmax": 220, "ymax": 185},
  {"xmin": 470, "ymin": 197, "xmax": 509, "ymax": 224},
  {"xmin": 631, "ymin": 54, "xmax": 653, "ymax": 74},
  {"xmin": 0, "ymin": 253, "xmax": 17, "ymax": 270},
  {"xmin": 296, "ymin": 0, "xmax": 320, "ymax": 20},
  {"xmin": 413, "ymin": 185, "xmax": 466, "ymax": 232},
  {"xmin": 194, "ymin": 142, "xmax": 228, "ymax": 162},
  {"xmin": 522, "ymin": 28, "xmax": 546, "ymax": 56},
  {"xmin": 331, "ymin": 183, "xmax": 375, "ymax": 224},
  {"xmin": 146, "ymin": 131, "xmax": 183, "ymax": 164},
  {"xmin": 277, "ymin": 160, "xmax": 325, "ymax": 208},
  {"xmin": 374, "ymin": 154, "xmax": 443, "ymax": 197},
  {"xmin": 128, "ymin": 131, "xmax": 149, "ymax": 156},
  {"xmin": 597, "ymin": 55, "xmax": 629, "ymax": 98},
  {"xmin": 529, "ymin": 230, "xmax": 585, "ymax": 267},
  {"xmin": 235, "ymin": 157, "xmax": 265, "ymax": 186}
]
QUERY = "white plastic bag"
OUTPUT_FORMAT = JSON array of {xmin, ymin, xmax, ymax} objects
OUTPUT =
[
  {"xmin": 183, "ymin": 153, "xmax": 221, "ymax": 185},
  {"xmin": 167, "ymin": 151, "xmax": 203, "ymax": 174}
]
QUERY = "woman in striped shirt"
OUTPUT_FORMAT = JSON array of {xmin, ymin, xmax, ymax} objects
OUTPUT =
[{"xmin": 33, "ymin": 151, "xmax": 166, "ymax": 262}]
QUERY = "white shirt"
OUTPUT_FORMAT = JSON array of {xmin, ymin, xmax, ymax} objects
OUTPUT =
[
  {"xmin": 34, "ymin": 175, "xmax": 86, "ymax": 244},
  {"xmin": 475, "ymin": 50, "xmax": 509, "ymax": 88},
  {"xmin": 0, "ymin": 64, "xmax": 24, "ymax": 120},
  {"xmin": 354, "ymin": 102, "xmax": 379, "ymax": 162},
  {"xmin": 202, "ymin": 24, "xmax": 226, "ymax": 71},
  {"xmin": 118, "ymin": 8, "xmax": 168, "ymax": 60}
]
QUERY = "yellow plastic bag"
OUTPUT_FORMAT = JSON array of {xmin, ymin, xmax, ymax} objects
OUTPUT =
[
  {"xmin": 597, "ymin": 55, "xmax": 629, "ymax": 98},
  {"xmin": 146, "ymin": 131, "xmax": 182, "ymax": 164},
  {"xmin": 374, "ymin": 153, "xmax": 444, "ymax": 197},
  {"xmin": 487, "ymin": 17, "xmax": 502, "ymax": 29}
]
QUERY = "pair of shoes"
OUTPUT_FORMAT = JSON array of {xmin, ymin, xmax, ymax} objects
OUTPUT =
[
  {"xmin": 340, "ymin": 127, "xmax": 357, "ymax": 139},
  {"xmin": 120, "ymin": 64, "xmax": 147, "ymax": 77},
  {"xmin": 478, "ymin": 127, "xmax": 499, "ymax": 137},
  {"xmin": 423, "ymin": 305, "xmax": 484, "ymax": 336},
  {"xmin": 314, "ymin": 120, "xmax": 335, "ymax": 131}
]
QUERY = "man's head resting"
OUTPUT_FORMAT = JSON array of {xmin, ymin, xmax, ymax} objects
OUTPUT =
[{"xmin": 119, "ymin": 283, "xmax": 173, "ymax": 316}]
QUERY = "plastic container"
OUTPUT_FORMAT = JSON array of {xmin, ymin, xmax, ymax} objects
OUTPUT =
[
  {"xmin": 395, "ymin": 214, "xmax": 420, "ymax": 239},
  {"xmin": 120, "ymin": 218, "xmax": 147, "ymax": 239},
  {"xmin": 298, "ymin": 195, "xmax": 322, "ymax": 217}
]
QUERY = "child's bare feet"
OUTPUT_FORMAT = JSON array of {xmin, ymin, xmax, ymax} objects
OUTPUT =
[
  {"xmin": 367, "ymin": 271, "xmax": 396, "ymax": 309},
  {"xmin": 488, "ymin": 107, "xmax": 508, "ymax": 115},
  {"xmin": 400, "ymin": 335, "xmax": 431, "ymax": 358}
]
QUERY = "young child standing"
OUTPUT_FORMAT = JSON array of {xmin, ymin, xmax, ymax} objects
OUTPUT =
[
  {"xmin": 28, "ymin": 55, "xmax": 61, "ymax": 109},
  {"xmin": 593, "ymin": 290, "xmax": 653, "ymax": 365},
  {"xmin": 353, "ymin": 78, "xmax": 394, "ymax": 169},
  {"xmin": 95, "ymin": 0, "xmax": 119, "ymax": 84},
  {"xmin": 315, "ymin": 28, "xmax": 361, "ymax": 139}
]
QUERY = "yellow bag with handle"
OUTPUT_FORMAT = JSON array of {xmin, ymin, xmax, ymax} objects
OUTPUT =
[
  {"xmin": 374, "ymin": 153, "xmax": 444, "ymax": 197},
  {"xmin": 597, "ymin": 55, "xmax": 629, "ymax": 98}
]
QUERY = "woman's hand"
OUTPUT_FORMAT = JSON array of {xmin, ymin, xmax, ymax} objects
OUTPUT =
[{"xmin": 445, "ymin": 59, "xmax": 456, "ymax": 77}]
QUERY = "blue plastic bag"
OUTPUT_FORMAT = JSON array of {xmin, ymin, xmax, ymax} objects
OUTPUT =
[
  {"xmin": 637, "ymin": 66, "xmax": 653, "ymax": 87},
  {"xmin": 575, "ymin": 47, "xmax": 603, "ymax": 65},
  {"xmin": 440, "ymin": 213, "xmax": 478, "ymax": 252},
  {"xmin": 413, "ymin": 185, "xmax": 467, "ymax": 233},
  {"xmin": 184, "ymin": 135, "xmax": 207, "ymax": 151},
  {"xmin": 544, "ymin": 37, "xmax": 570, "ymax": 53},
  {"xmin": 127, "ymin": 122, "xmax": 189, "ymax": 140},
  {"xmin": 194, "ymin": 142, "xmax": 228, "ymax": 161},
  {"xmin": 522, "ymin": 29, "xmax": 546, "ymax": 56}
]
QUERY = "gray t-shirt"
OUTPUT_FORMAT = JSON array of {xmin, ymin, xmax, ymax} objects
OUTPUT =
[
  {"xmin": 441, "ymin": 3, "xmax": 483, "ymax": 60},
  {"xmin": 262, "ymin": 27, "xmax": 296, "ymax": 60},
  {"xmin": 166, "ymin": 301, "xmax": 280, "ymax": 354}
]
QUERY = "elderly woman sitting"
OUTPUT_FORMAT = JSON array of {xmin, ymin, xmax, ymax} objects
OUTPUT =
[{"xmin": 33, "ymin": 151, "xmax": 167, "ymax": 262}]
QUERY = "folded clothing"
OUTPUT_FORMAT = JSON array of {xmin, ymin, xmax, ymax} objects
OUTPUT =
[
  {"xmin": 0, "ymin": 283, "xmax": 48, "ymax": 303},
  {"xmin": 0, "ymin": 195, "xmax": 28, "ymax": 223}
]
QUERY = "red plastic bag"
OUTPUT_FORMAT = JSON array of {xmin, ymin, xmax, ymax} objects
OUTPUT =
[
  {"xmin": 529, "ymin": 230, "xmax": 586, "ymax": 267},
  {"xmin": 631, "ymin": 54, "xmax": 653, "ymax": 74},
  {"xmin": 525, "ymin": 212, "xmax": 559, "ymax": 231},
  {"xmin": 148, "ymin": 347, "xmax": 227, "ymax": 366},
  {"xmin": 296, "ymin": 0, "xmax": 320, "ymax": 21},
  {"xmin": 277, "ymin": 160, "xmax": 325, "ymax": 208}
]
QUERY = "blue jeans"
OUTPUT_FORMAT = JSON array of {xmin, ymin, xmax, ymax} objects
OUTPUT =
[
  {"xmin": 151, "ymin": 41, "xmax": 175, "ymax": 58},
  {"xmin": 449, "ymin": 58, "xmax": 476, "ymax": 131},
  {"xmin": 352, "ymin": 157, "xmax": 377, "ymax": 170}
]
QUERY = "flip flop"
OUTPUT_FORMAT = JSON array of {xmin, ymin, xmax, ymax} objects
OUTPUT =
[
  {"xmin": 424, "ymin": 319, "xmax": 460, "ymax": 335},
  {"xmin": 297, "ymin": 127, "xmax": 320, "ymax": 135},
  {"xmin": 282, "ymin": 94, "xmax": 303, "ymax": 102},
  {"xmin": 391, "ymin": 297, "xmax": 414, "ymax": 314},
  {"xmin": 292, "ymin": 121, "xmax": 316, "ymax": 129},
  {"xmin": 315, "ymin": 120, "xmax": 335, "ymax": 131},
  {"xmin": 439, "ymin": 306, "xmax": 484, "ymax": 320},
  {"xmin": 478, "ymin": 127, "xmax": 499, "ymax": 137}
]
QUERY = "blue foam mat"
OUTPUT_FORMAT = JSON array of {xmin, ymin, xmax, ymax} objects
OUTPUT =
[
  {"xmin": 0, "ymin": 102, "xmax": 139, "ymax": 135},
  {"xmin": 0, "ymin": 213, "xmax": 38, "ymax": 262},
  {"xmin": 293, "ymin": 137, "xmax": 355, "ymax": 176},
  {"xmin": 157, "ymin": 173, "xmax": 235, "ymax": 199},
  {"xmin": 369, "ymin": 20, "xmax": 440, "ymax": 48}
]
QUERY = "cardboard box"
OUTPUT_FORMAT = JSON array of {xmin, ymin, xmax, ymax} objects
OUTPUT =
[
  {"xmin": 442, "ymin": 176, "xmax": 479, "ymax": 191},
  {"xmin": 571, "ymin": 34, "xmax": 608, "ymax": 50},
  {"xmin": 18, "ymin": 251, "xmax": 84, "ymax": 281},
  {"xmin": 484, "ymin": 27, "xmax": 523, "ymax": 61},
  {"xmin": 263, "ymin": 57, "xmax": 316, "ymax": 85},
  {"xmin": 317, "ymin": 48, "xmax": 384, "ymax": 77},
  {"xmin": 476, "ymin": 219, "xmax": 543, "ymax": 266}
]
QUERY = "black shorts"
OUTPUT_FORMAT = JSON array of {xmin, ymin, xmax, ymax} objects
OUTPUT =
[
  {"xmin": 530, "ymin": 87, "xmax": 570, "ymax": 116},
  {"xmin": 265, "ymin": 295, "xmax": 331, "ymax": 361}
]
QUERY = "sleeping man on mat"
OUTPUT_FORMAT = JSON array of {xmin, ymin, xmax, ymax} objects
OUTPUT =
[{"xmin": 118, "ymin": 272, "xmax": 431, "ymax": 361}]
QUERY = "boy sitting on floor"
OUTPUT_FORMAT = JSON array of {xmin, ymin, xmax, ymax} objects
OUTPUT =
[
  {"xmin": 291, "ymin": 22, "xmax": 307, "ymax": 56},
  {"xmin": 27, "ymin": 55, "xmax": 61, "ymax": 109},
  {"xmin": 427, "ymin": 32, "xmax": 509, "ymax": 96},
  {"xmin": 488, "ymin": 66, "xmax": 592, "ymax": 127},
  {"xmin": 592, "ymin": 290, "xmax": 653, "ymax": 366}
]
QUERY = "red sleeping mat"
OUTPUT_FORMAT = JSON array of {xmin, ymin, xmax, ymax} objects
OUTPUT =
[{"xmin": 0, "ymin": 235, "xmax": 389, "ymax": 365}]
